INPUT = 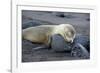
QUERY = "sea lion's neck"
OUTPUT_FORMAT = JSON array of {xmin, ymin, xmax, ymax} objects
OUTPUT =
[{"xmin": 52, "ymin": 26, "xmax": 62, "ymax": 35}]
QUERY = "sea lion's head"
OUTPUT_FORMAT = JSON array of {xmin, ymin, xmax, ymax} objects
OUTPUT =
[{"xmin": 56, "ymin": 24, "xmax": 76, "ymax": 43}]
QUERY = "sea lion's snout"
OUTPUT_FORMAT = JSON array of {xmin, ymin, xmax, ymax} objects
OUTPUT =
[
  {"xmin": 65, "ymin": 32, "xmax": 75, "ymax": 43},
  {"xmin": 70, "ymin": 39, "xmax": 73, "ymax": 43},
  {"xmin": 67, "ymin": 38, "xmax": 74, "ymax": 43}
]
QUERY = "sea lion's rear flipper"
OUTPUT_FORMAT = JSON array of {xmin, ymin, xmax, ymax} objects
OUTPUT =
[{"xmin": 32, "ymin": 45, "xmax": 50, "ymax": 51}]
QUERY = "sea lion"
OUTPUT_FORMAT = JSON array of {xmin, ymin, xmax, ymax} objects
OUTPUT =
[{"xmin": 22, "ymin": 24, "xmax": 76, "ymax": 48}]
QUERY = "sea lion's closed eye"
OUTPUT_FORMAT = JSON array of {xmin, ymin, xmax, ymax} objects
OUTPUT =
[{"xmin": 66, "ymin": 31, "xmax": 72, "ymax": 37}]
